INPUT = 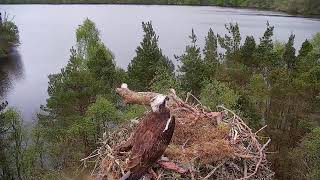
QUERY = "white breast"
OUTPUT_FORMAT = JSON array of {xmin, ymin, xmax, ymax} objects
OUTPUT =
[{"xmin": 163, "ymin": 117, "xmax": 172, "ymax": 132}]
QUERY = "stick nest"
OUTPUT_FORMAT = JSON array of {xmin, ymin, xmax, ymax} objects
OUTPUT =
[{"xmin": 83, "ymin": 91, "xmax": 274, "ymax": 180}]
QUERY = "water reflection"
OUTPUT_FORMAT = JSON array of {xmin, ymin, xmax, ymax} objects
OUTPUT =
[{"xmin": 0, "ymin": 48, "xmax": 24, "ymax": 99}]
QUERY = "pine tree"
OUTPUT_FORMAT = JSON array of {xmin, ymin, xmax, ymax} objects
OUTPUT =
[
  {"xmin": 76, "ymin": 18, "xmax": 100, "ymax": 59},
  {"xmin": 47, "ymin": 48, "xmax": 99, "ymax": 117},
  {"xmin": 296, "ymin": 39, "xmax": 314, "ymax": 73},
  {"xmin": 217, "ymin": 23, "xmax": 241, "ymax": 60},
  {"xmin": 77, "ymin": 19, "xmax": 120, "ymax": 96},
  {"xmin": 283, "ymin": 34, "xmax": 296, "ymax": 70},
  {"xmin": 177, "ymin": 29, "xmax": 204, "ymax": 96},
  {"xmin": 45, "ymin": 47, "xmax": 101, "ymax": 164},
  {"xmin": 39, "ymin": 19, "xmax": 121, "ymax": 170},
  {"xmin": 298, "ymin": 39, "xmax": 313, "ymax": 59},
  {"xmin": 256, "ymin": 22, "xmax": 275, "ymax": 69},
  {"xmin": 127, "ymin": 21, "xmax": 174, "ymax": 91},
  {"xmin": 87, "ymin": 42, "xmax": 117, "ymax": 92},
  {"xmin": 240, "ymin": 36, "xmax": 257, "ymax": 68},
  {"xmin": 203, "ymin": 28, "xmax": 219, "ymax": 81}
]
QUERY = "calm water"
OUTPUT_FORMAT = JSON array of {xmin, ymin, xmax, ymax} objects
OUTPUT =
[{"xmin": 0, "ymin": 5, "xmax": 320, "ymax": 121}]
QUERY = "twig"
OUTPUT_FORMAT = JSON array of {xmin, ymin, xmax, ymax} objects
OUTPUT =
[
  {"xmin": 188, "ymin": 93, "xmax": 203, "ymax": 108},
  {"xmin": 182, "ymin": 138, "xmax": 191, "ymax": 149},
  {"xmin": 80, "ymin": 152, "xmax": 99, "ymax": 162},
  {"xmin": 203, "ymin": 162, "xmax": 225, "ymax": 180},
  {"xmin": 238, "ymin": 139, "xmax": 271, "ymax": 180},
  {"xmin": 244, "ymin": 160, "xmax": 248, "ymax": 177},
  {"xmin": 255, "ymin": 125, "xmax": 268, "ymax": 135},
  {"xmin": 185, "ymin": 92, "xmax": 191, "ymax": 102}
]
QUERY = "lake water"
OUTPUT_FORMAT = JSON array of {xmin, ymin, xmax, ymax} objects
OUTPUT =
[{"xmin": 0, "ymin": 5, "xmax": 320, "ymax": 122}]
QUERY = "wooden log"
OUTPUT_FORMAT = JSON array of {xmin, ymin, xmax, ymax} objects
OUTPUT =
[
  {"xmin": 115, "ymin": 84, "xmax": 180, "ymax": 109},
  {"xmin": 116, "ymin": 84, "xmax": 160, "ymax": 105}
]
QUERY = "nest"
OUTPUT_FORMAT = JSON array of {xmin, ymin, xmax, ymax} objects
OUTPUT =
[{"xmin": 82, "ymin": 89, "xmax": 274, "ymax": 180}]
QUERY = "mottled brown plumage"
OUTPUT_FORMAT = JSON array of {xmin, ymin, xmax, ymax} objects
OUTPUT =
[{"xmin": 117, "ymin": 96, "xmax": 175, "ymax": 180}]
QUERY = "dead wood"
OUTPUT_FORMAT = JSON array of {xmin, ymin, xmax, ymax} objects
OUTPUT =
[{"xmin": 116, "ymin": 86, "xmax": 160, "ymax": 106}]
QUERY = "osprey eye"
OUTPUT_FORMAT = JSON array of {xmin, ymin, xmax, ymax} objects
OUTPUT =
[{"xmin": 165, "ymin": 97, "xmax": 169, "ymax": 101}]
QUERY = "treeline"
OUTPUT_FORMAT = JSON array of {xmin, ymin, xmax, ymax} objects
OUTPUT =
[
  {"xmin": 1, "ymin": 0, "xmax": 320, "ymax": 16},
  {"xmin": 1, "ymin": 18, "xmax": 320, "ymax": 179}
]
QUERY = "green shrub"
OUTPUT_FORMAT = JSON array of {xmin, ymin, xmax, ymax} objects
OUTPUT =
[{"xmin": 200, "ymin": 80, "xmax": 239, "ymax": 110}]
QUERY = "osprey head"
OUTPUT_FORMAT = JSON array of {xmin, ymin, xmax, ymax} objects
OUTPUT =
[{"xmin": 150, "ymin": 94, "xmax": 169, "ymax": 112}]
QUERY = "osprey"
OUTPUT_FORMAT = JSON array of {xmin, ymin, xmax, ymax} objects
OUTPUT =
[{"xmin": 117, "ymin": 94, "xmax": 175, "ymax": 180}]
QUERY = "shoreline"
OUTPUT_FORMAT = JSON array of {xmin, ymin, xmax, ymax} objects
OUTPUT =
[{"xmin": 1, "ymin": 3, "xmax": 320, "ymax": 19}]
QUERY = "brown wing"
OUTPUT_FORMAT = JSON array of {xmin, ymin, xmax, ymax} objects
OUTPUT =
[
  {"xmin": 126, "ymin": 111, "xmax": 175, "ymax": 178},
  {"xmin": 127, "ymin": 129, "xmax": 155, "ymax": 169},
  {"xmin": 127, "ymin": 112, "xmax": 162, "ymax": 170},
  {"xmin": 128, "ymin": 116, "xmax": 175, "ymax": 170},
  {"xmin": 114, "ymin": 113, "xmax": 152, "ymax": 153},
  {"xmin": 142, "ymin": 115, "xmax": 176, "ymax": 163}
]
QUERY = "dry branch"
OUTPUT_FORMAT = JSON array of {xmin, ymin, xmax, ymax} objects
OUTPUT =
[{"xmin": 116, "ymin": 87, "xmax": 160, "ymax": 105}]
